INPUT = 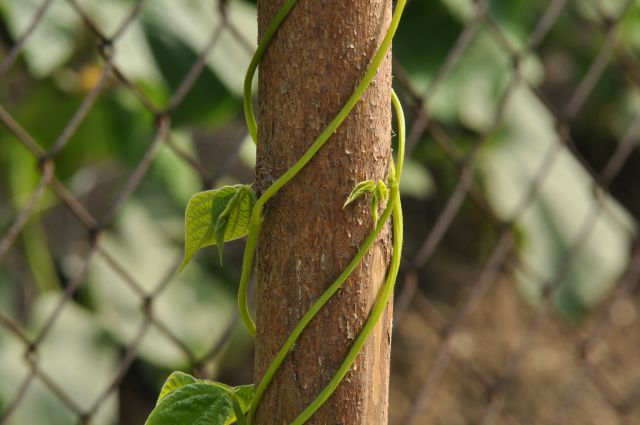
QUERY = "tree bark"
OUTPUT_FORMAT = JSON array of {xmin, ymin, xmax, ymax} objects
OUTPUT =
[{"xmin": 254, "ymin": 1, "xmax": 393, "ymax": 424}]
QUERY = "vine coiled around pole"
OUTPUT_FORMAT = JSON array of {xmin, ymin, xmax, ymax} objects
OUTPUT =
[{"xmin": 238, "ymin": 0, "xmax": 407, "ymax": 424}]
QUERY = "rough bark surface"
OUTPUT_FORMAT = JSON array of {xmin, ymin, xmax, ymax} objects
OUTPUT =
[{"xmin": 254, "ymin": 1, "xmax": 393, "ymax": 424}]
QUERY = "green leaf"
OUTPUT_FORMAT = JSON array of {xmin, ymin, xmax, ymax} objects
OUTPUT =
[
  {"xmin": 150, "ymin": 373, "xmax": 253, "ymax": 425},
  {"xmin": 345, "ymin": 180, "xmax": 390, "ymax": 224},
  {"xmin": 214, "ymin": 186, "xmax": 256, "ymax": 265},
  {"xmin": 373, "ymin": 180, "xmax": 389, "ymax": 223},
  {"xmin": 370, "ymin": 193, "xmax": 379, "ymax": 224},
  {"xmin": 224, "ymin": 385, "xmax": 255, "ymax": 425},
  {"xmin": 157, "ymin": 371, "xmax": 197, "ymax": 405},
  {"xmin": 181, "ymin": 185, "xmax": 256, "ymax": 271},
  {"xmin": 343, "ymin": 180, "xmax": 376, "ymax": 208},
  {"xmin": 156, "ymin": 371, "xmax": 237, "ymax": 402},
  {"xmin": 146, "ymin": 383, "xmax": 232, "ymax": 425},
  {"xmin": 234, "ymin": 385, "xmax": 254, "ymax": 407},
  {"xmin": 375, "ymin": 180, "xmax": 389, "ymax": 206}
]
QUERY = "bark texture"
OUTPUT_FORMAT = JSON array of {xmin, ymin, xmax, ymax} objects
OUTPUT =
[{"xmin": 254, "ymin": 1, "xmax": 393, "ymax": 424}]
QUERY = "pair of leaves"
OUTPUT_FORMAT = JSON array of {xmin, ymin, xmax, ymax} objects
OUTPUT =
[
  {"xmin": 343, "ymin": 180, "xmax": 389, "ymax": 223},
  {"xmin": 146, "ymin": 371, "xmax": 254, "ymax": 425},
  {"xmin": 181, "ymin": 185, "xmax": 256, "ymax": 270}
]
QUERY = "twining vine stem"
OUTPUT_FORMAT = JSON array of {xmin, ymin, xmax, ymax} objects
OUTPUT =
[
  {"xmin": 240, "ymin": 0, "xmax": 407, "ymax": 423},
  {"xmin": 239, "ymin": 0, "xmax": 405, "ymax": 339}
]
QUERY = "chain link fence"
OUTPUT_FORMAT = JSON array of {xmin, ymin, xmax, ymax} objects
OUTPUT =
[{"xmin": 0, "ymin": 0, "xmax": 639, "ymax": 424}]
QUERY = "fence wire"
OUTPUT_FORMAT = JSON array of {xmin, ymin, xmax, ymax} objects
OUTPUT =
[{"xmin": 0, "ymin": 0, "xmax": 639, "ymax": 424}]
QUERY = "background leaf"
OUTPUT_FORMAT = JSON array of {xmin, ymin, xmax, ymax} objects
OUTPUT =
[
  {"xmin": 88, "ymin": 203, "xmax": 235, "ymax": 368},
  {"xmin": 142, "ymin": 19, "xmax": 239, "ymax": 127},
  {"xmin": 480, "ymin": 84, "xmax": 635, "ymax": 317},
  {"xmin": 0, "ymin": 296, "xmax": 118, "ymax": 425}
]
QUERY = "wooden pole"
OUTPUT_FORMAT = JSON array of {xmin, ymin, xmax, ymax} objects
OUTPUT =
[{"xmin": 254, "ymin": 0, "xmax": 393, "ymax": 423}]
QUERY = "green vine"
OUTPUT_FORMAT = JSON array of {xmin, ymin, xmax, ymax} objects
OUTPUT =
[{"xmin": 145, "ymin": 1, "xmax": 406, "ymax": 424}]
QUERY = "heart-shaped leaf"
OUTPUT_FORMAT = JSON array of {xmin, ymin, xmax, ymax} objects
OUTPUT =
[
  {"xmin": 181, "ymin": 185, "xmax": 256, "ymax": 270},
  {"xmin": 157, "ymin": 371, "xmax": 198, "ymax": 404},
  {"xmin": 145, "ymin": 383, "xmax": 233, "ymax": 425},
  {"xmin": 214, "ymin": 185, "xmax": 256, "ymax": 265},
  {"xmin": 151, "ymin": 372, "xmax": 254, "ymax": 425}
]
